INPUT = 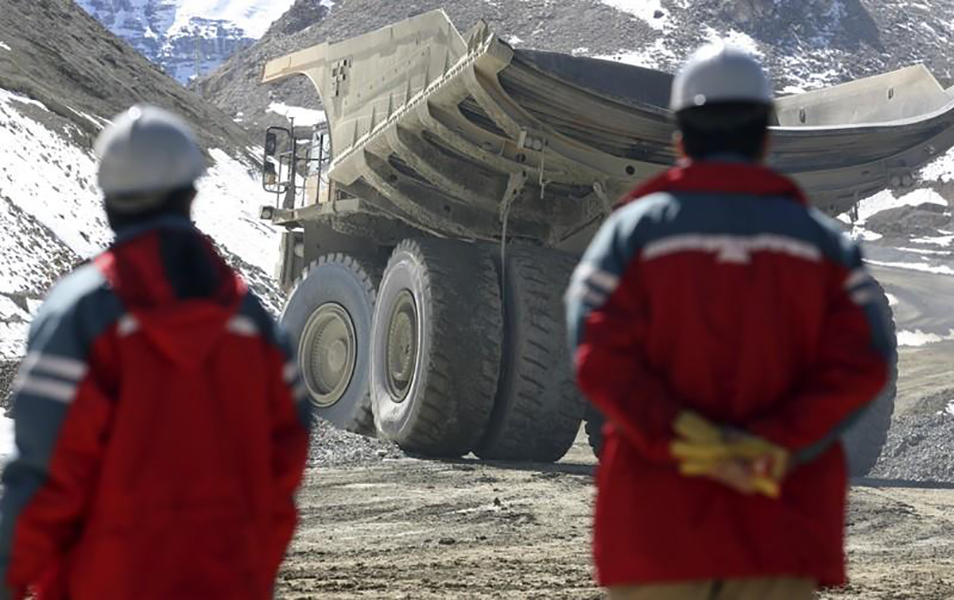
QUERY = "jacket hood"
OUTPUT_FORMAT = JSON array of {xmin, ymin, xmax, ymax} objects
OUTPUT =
[{"xmin": 96, "ymin": 219, "xmax": 246, "ymax": 368}]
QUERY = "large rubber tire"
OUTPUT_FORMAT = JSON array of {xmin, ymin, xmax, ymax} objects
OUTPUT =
[
  {"xmin": 585, "ymin": 408, "xmax": 605, "ymax": 459},
  {"xmin": 842, "ymin": 279, "xmax": 898, "ymax": 477},
  {"xmin": 370, "ymin": 239, "xmax": 503, "ymax": 457},
  {"xmin": 477, "ymin": 245, "xmax": 585, "ymax": 462},
  {"xmin": 281, "ymin": 254, "xmax": 382, "ymax": 436}
]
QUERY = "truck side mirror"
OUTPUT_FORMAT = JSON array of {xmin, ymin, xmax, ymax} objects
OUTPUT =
[
  {"xmin": 265, "ymin": 131, "xmax": 279, "ymax": 156},
  {"xmin": 264, "ymin": 160, "xmax": 278, "ymax": 186},
  {"xmin": 263, "ymin": 126, "xmax": 294, "ymax": 194}
]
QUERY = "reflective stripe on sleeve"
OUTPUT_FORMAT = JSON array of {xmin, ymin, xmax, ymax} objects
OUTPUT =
[
  {"xmin": 227, "ymin": 315, "xmax": 259, "ymax": 337},
  {"xmin": 13, "ymin": 376, "xmax": 78, "ymax": 404},
  {"xmin": 19, "ymin": 353, "xmax": 87, "ymax": 381},
  {"xmin": 643, "ymin": 233, "xmax": 823, "ymax": 264}
]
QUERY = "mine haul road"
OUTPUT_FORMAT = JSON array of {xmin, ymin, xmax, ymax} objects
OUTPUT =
[{"xmin": 278, "ymin": 265, "xmax": 954, "ymax": 599}]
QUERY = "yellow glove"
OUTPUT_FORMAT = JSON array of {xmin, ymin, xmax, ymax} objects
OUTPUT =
[
  {"xmin": 670, "ymin": 411, "xmax": 790, "ymax": 499},
  {"xmin": 679, "ymin": 458, "xmax": 784, "ymax": 498}
]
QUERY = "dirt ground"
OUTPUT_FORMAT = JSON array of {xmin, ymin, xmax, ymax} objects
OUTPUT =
[
  {"xmin": 279, "ymin": 265, "xmax": 954, "ymax": 599},
  {"xmin": 278, "ymin": 436, "xmax": 954, "ymax": 599}
]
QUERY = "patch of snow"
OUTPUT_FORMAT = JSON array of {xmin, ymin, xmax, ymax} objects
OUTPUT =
[
  {"xmin": 895, "ymin": 246, "xmax": 952, "ymax": 255},
  {"xmin": 0, "ymin": 90, "xmax": 111, "ymax": 258},
  {"xmin": 68, "ymin": 107, "xmax": 107, "ymax": 130},
  {"xmin": 0, "ymin": 41, "xmax": 10, "ymax": 52},
  {"xmin": 168, "ymin": 0, "xmax": 300, "ymax": 39},
  {"xmin": 26, "ymin": 298, "xmax": 42, "ymax": 315},
  {"xmin": 885, "ymin": 293, "xmax": 899, "ymax": 307},
  {"xmin": 0, "ymin": 323, "xmax": 28, "ymax": 360},
  {"xmin": 704, "ymin": 27, "xmax": 764, "ymax": 58},
  {"xmin": 897, "ymin": 329, "xmax": 954, "ymax": 347},
  {"xmin": 0, "ymin": 89, "xmax": 48, "ymax": 112},
  {"xmin": 192, "ymin": 149, "xmax": 281, "ymax": 274},
  {"xmin": 779, "ymin": 52, "xmax": 841, "ymax": 92},
  {"xmin": 507, "ymin": 35, "xmax": 525, "ymax": 46},
  {"xmin": 946, "ymin": 401, "xmax": 954, "ymax": 417},
  {"xmin": 0, "ymin": 416, "xmax": 15, "ymax": 462},
  {"xmin": 267, "ymin": 103, "xmax": 326, "ymax": 127},
  {"xmin": 847, "ymin": 227, "xmax": 883, "ymax": 242},
  {"xmin": 0, "ymin": 297, "xmax": 25, "ymax": 320},
  {"xmin": 920, "ymin": 147, "xmax": 954, "ymax": 183},
  {"xmin": 865, "ymin": 259, "xmax": 954, "ymax": 276},
  {"xmin": 599, "ymin": 0, "xmax": 672, "ymax": 30},
  {"xmin": 852, "ymin": 188, "xmax": 948, "ymax": 224},
  {"xmin": 598, "ymin": 37, "xmax": 676, "ymax": 70},
  {"xmin": 911, "ymin": 235, "xmax": 954, "ymax": 246}
]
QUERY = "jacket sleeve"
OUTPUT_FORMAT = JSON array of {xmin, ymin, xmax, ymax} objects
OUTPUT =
[
  {"xmin": 264, "ymin": 328, "xmax": 312, "ymax": 580},
  {"xmin": 747, "ymin": 242, "xmax": 894, "ymax": 464},
  {"xmin": 566, "ymin": 211, "xmax": 681, "ymax": 464},
  {"xmin": 0, "ymin": 304, "xmax": 115, "ymax": 600}
]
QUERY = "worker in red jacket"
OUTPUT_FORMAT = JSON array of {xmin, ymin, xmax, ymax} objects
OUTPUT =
[
  {"xmin": 566, "ymin": 45, "xmax": 893, "ymax": 599},
  {"xmin": 0, "ymin": 105, "xmax": 312, "ymax": 600}
]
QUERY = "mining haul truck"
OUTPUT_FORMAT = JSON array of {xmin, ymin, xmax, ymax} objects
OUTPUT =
[{"xmin": 258, "ymin": 10, "xmax": 954, "ymax": 473}]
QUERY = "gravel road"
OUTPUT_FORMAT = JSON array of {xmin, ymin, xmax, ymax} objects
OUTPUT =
[{"xmin": 279, "ymin": 432, "xmax": 954, "ymax": 599}]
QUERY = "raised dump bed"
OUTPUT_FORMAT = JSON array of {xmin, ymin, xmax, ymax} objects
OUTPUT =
[{"xmin": 260, "ymin": 10, "xmax": 947, "ymax": 472}]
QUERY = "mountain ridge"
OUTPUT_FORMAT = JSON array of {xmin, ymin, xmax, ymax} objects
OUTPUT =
[{"xmin": 75, "ymin": 0, "xmax": 306, "ymax": 84}]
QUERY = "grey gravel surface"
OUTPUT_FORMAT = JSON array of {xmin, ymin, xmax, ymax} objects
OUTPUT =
[
  {"xmin": 866, "ymin": 201, "xmax": 954, "ymax": 241},
  {"xmin": 0, "ymin": 362, "xmax": 17, "ymax": 412},
  {"xmin": 870, "ymin": 389, "xmax": 954, "ymax": 484},
  {"xmin": 307, "ymin": 418, "xmax": 404, "ymax": 467}
]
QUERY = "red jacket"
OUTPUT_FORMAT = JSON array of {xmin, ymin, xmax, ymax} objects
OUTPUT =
[
  {"xmin": 0, "ymin": 219, "xmax": 312, "ymax": 600},
  {"xmin": 566, "ymin": 162, "xmax": 892, "ymax": 587}
]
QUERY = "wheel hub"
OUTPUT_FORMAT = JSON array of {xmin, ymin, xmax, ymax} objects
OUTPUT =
[
  {"xmin": 300, "ymin": 303, "xmax": 358, "ymax": 408},
  {"xmin": 385, "ymin": 290, "xmax": 418, "ymax": 402}
]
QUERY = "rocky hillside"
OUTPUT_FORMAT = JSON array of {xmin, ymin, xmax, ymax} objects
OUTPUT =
[
  {"xmin": 0, "ymin": 0, "xmax": 286, "ymax": 364},
  {"xmin": 75, "ymin": 0, "xmax": 313, "ymax": 84},
  {"xmin": 197, "ymin": 0, "xmax": 954, "ymax": 133}
]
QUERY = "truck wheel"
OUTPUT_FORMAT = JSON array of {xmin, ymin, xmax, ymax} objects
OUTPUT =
[
  {"xmin": 371, "ymin": 239, "xmax": 503, "ymax": 457},
  {"xmin": 281, "ymin": 254, "xmax": 382, "ymax": 436},
  {"xmin": 842, "ymin": 279, "xmax": 897, "ymax": 476},
  {"xmin": 477, "ymin": 245, "xmax": 585, "ymax": 462},
  {"xmin": 585, "ymin": 408, "xmax": 605, "ymax": 459}
]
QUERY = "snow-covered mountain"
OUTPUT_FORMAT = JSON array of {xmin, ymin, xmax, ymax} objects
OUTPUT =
[
  {"xmin": 0, "ymin": 0, "xmax": 285, "ymax": 368},
  {"xmin": 74, "ymin": 0, "xmax": 329, "ymax": 84}
]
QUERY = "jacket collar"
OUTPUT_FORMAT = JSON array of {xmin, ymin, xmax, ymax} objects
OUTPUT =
[
  {"xmin": 619, "ymin": 160, "xmax": 809, "ymax": 208},
  {"xmin": 113, "ymin": 215, "xmax": 196, "ymax": 245}
]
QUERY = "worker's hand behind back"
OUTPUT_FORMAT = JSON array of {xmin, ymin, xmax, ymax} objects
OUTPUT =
[{"xmin": 670, "ymin": 412, "xmax": 790, "ymax": 498}]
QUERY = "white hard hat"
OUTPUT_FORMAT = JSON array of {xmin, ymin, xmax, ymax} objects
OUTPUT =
[
  {"xmin": 670, "ymin": 43, "xmax": 773, "ymax": 113},
  {"xmin": 95, "ymin": 105, "xmax": 206, "ymax": 212}
]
